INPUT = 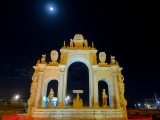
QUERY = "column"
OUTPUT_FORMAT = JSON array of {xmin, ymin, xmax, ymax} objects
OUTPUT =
[
  {"xmin": 112, "ymin": 73, "xmax": 120, "ymax": 108},
  {"xmin": 35, "ymin": 72, "xmax": 44, "ymax": 108},
  {"xmin": 57, "ymin": 72, "xmax": 64, "ymax": 108},
  {"xmin": 93, "ymin": 73, "xmax": 99, "ymax": 108}
]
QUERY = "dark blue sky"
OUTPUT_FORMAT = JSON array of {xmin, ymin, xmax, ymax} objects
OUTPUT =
[{"xmin": 0, "ymin": 1, "xmax": 159, "ymax": 104}]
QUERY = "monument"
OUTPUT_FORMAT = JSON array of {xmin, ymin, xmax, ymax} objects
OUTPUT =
[{"xmin": 27, "ymin": 34, "xmax": 128, "ymax": 120}]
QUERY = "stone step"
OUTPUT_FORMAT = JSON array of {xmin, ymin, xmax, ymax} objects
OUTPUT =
[{"xmin": 33, "ymin": 108, "xmax": 123, "ymax": 119}]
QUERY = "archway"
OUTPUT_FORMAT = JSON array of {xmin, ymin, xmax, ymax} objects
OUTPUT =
[
  {"xmin": 98, "ymin": 78, "xmax": 113, "ymax": 107},
  {"xmin": 63, "ymin": 57, "xmax": 92, "ymax": 108},
  {"xmin": 67, "ymin": 62, "xmax": 89, "ymax": 106},
  {"xmin": 46, "ymin": 80, "xmax": 58, "ymax": 98},
  {"xmin": 42, "ymin": 79, "xmax": 58, "ymax": 107}
]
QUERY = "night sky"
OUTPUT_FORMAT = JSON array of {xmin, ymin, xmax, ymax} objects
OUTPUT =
[{"xmin": 0, "ymin": 1, "xmax": 159, "ymax": 105}]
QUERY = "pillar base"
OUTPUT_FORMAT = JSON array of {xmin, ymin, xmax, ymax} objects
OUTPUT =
[
  {"xmin": 93, "ymin": 102, "xmax": 99, "ymax": 108},
  {"xmin": 57, "ymin": 102, "xmax": 63, "ymax": 108},
  {"xmin": 27, "ymin": 106, "xmax": 32, "ymax": 116},
  {"xmin": 122, "ymin": 107, "xmax": 128, "ymax": 118},
  {"xmin": 102, "ymin": 105, "xmax": 109, "ymax": 108}
]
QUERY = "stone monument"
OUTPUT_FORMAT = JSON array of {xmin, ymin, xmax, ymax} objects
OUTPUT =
[{"xmin": 27, "ymin": 34, "xmax": 128, "ymax": 120}]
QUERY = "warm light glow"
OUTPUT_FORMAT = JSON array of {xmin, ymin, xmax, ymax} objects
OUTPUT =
[{"xmin": 15, "ymin": 95, "xmax": 19, "ymax": 100}]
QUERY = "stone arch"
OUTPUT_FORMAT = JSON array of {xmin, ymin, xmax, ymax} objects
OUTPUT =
[
  {"xmin": 98, "ymin": 78, "xmax": 113, "ymax": 108},
  {"xmin": 63, "ymin": 57, "xmax": 92, "ymax": 108},
  {"xmin": 43, "ymin": 77, "xmax": 59, "ymax": 97},
  {"xmin": 67, "ymin": 62, "xmax": 89, "ymax": 104},
  {"xmin": 41, "ymin": 77, "xmax": 58, "ymax": 107}
]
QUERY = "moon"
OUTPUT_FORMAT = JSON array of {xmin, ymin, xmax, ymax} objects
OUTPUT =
[{"xmin": 50, "ymin": 7, "xmax": 53, "ymax": 11}]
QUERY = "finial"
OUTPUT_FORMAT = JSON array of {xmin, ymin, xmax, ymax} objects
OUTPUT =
[
  {"xmin": 41, "ymin": 54, "xmax": 46, "ymax": 64},
  {"xmin": 63, "ymin": 41, "xmax": 66, "ymax": 48},
  {"xmin": 36, "ymin": 59, "xmax": 40, "ymax": 66},
  {"xmin": 92, "ymin": 41, "xmax": 94, "ymax": 48}
]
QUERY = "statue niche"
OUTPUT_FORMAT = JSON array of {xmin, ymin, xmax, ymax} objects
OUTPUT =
[
  {"xmin": 102, "ymin": 89, "xmax": 109, "ymax": 108},
  {"xmin": 47, "ymin": 88, "xmax": 54, "ymax": 108}
]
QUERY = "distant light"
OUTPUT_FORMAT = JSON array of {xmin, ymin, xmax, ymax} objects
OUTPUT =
[
  {"xmin": 15, "ymin": 95, "xmax": 19, "ymax": 100},
  {"xmin": 138, "ymin": 103, "xmax": 141, "ymax": 106},
  {"xmin": 67, "ymin": 96, "xmax": 69, "ymax": 99},
  {"xmin": 135, "ymin": 104, "xmax": 136, "ymax": 106},
  {"xmin": 158, "ymin": 101, "xmax": 160, "ymax": 103},
  {"xmin": 50, "ymin": 7, "xmax": 53, "ymax": 11}
]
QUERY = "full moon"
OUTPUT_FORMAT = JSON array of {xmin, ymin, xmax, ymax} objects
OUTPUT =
[{"xmin": 50, "ymin": 7, "xmax": 53, "ymax": 11}]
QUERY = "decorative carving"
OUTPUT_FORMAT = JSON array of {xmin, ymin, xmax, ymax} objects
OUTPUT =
[
  {"xmin": 99, "ymin": 52, "xmax": 106, "ymax": 63},
  {"xmin": 51, "ymin": 50, "xmax": 58, "ymax": 62},
  {"xmin": 70, "ymin": 39, "xmax": 74, "ymax": 47},
  {"xmin": 60, "ymin": 52, "xmax": 68, "ymax": 64},
  {"xmin": 110, "ymin": 55, "xmax": 116, "ymax": 65},
  {"xmin": 74, "ymin": 34, "xmax": 84, "ymax": 40},
  {"xmin": 92, "ymin": 41, "xmax": 94, "ymax": 48},
  {"xmin": 36, "ymin": 59, "xmax": 40, "ymax": 66},
  {"xmin": 72, "ymin": 34, "xmax": 84, "ymax": 48},
  {"xmin": 118, "ymin": 73, "xmax": 127, "ymax": 107},
  {"xmin": 63, "ymin": 41, "xmax": 66, "ymax": 48},
  {"xmin": 47, "ymin": 88, "xmax": 54, "ymax": 108},
  {"xmin": 43, "ymin": 69, "xmax": 59, "ymax": 81},
  {"xmin": 28, "ymin": 72, "xmax": 39, "ymax": 106},
  {"xmin": 110, "ymin": 56, "xmax": 119, "ymax": 66},
  {"xmin": 41, "ymin": 54, "xmax": 46, "ymax": 64},
  {"xmin": 49, "ymin": 89, "xmax": 54, "ymax": 99},
  {"xmin": 102, "ymin": 89, "xmax": 108, "ymax": 108},
  {"xmin": 92, "ymin": 53, "xmax": 97, "ymax": 65},
  {"xmin": 62, "ymin": 34, "xmax": 96, "ymax": 50},
  {"xmin": 84, "ymin": 40, "xmax": 88, "ymax": 48},
  {"xmin": 67, "ymin": 51, "xmax": 90, "ymax": 64}
]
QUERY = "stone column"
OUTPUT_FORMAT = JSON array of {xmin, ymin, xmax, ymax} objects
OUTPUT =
[
  {"xmin": 57, "ymin": 72, "xmax": 64, "ymax": 108},
  {"xmin": 93, "ymin": 73, "xmax": 99, "ymax": 108},
  {"xmin": 112, "ymin": 73, "xmax": 120, "ymax": 108},
  {"xmin": 35, "ymin": 72, "xmax": 44, "ymax": 108}
]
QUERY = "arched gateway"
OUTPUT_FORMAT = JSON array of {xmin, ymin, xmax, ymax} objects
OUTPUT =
[{"xmin": 27, "ymin": 34, "xmax": 128, "ymax": 120}]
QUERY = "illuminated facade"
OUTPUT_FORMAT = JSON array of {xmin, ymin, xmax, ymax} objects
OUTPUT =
[{"xmin": 27, "ymin": 34, "xmax": 127, "ymax": 120}]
